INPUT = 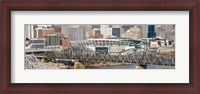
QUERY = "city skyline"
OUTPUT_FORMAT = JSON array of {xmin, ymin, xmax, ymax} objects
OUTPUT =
[
  {"xmin": 25, "ymin": 24, "xmax": 175, "ymax": 41},
  {"xmin": 24, "ymin": 24, "xmax": 175, "ymax": 69}
]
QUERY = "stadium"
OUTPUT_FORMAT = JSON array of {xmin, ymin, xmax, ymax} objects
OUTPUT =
[{"xmin": 70, "ymin": 38, "xmax": 144, "ymax": 53}]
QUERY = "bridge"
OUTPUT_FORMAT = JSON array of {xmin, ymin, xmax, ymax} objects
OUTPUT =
[
  {"xmin": 25, "ymin": 54, "xmax": 59, "ymax": 69},
  {"xmin": 25, "ymin": 46, "xmax": 175, "ymax": 69},
  {"xmin": 45, "ymin": 46, "xmax": 175, "ymax": 66}
]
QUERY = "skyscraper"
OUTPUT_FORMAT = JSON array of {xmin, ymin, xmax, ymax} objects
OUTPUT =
[
  {"xmin": 24, "ymin": 25, "xmax": 36, "ymax": 39},
  {"xmin": 112, "ymin": 28, "xmax": 121, "ymax": 38},
  {"xmin": 35, "ymin": 27, "xmax": 44, "ymax": 38},
  {"xmin": 105, "ymin": 28, "xmax": 112, "ymax": 38},
  {"xmin": 61, "ymin": 25, "xmax": 70, "ymax": 37},
  {"xmin": 68, "ymin": 28, "xmax": 78, "ymax": 41},
  {"xmin": 44, "ymin": 34, "xmax": 62, "ymax": 47},
  {"xmin": 147, "ymin": 25, "xmax": 156, "ymax": 38},
  {"xmin": 141, "ymin": 25, "xmax": 148, "ymax": 38},
  {"xmin": 67, "ymin": 25, "xmax": 86, "ymax": 41},
  {"xmin": 100, "ymin": 25, "xmax": 109, "ymax": 38}
]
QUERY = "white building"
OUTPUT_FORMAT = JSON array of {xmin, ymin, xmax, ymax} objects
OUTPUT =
[
  {"xmin": 24, "ymin": 25, "xmax": 35, "ymax": 39},
  {"xmin": 100, "ymin": 25, "xmax": 109, "ymax": 38},
  {"xmin": 61, "ymin": 25, "xmax": 71, "ymax": 37},
  {"xmin": 67, "ymin": 25, "xmax": 86, "ymax": 41},
  {"xmin": 149, "ymin": 38, "xmax": 171, "ymax": 48},
  {"xmin": 34, "ymin": 27, "xmax": 44, "ymax": 38},
  {"xmin": 105, "ymin": 28, "xmax": 113, "ymax": 38}
]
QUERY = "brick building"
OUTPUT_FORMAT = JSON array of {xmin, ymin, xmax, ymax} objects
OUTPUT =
[
  {"xmin": 94, "ymin": 34, "xmax": 104, "ymax": 39},
  {"xmin": 42, "ymin": 28, "xmax": 55, "ymax": 38},
  {"xmin": 61, "ymin": 37, "xmax": 70, "ymax": 49},
  {"xmin": 54, "ymin": 25, "xmax": 61, "ymax": 33}
]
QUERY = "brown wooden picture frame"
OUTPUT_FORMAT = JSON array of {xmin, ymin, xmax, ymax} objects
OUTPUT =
[{"xmin": 0, "ymin": 0, "xmax": 199, "ymax": 94}]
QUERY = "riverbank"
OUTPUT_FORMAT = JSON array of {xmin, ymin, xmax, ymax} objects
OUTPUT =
[
  {"xmin": 41, "ymin": 60, "xmax": 74, "ymax": 69},
  {"xmin": 41, "ymin": 59, "xmax": 175, "ymax": 69},
  {"xmin": 87, "ymin": 63, "xmax": 175, "ymax": 69},
  {"xmin": 84, "ymin": 62, "xmax": 133, "ymax": 68}
]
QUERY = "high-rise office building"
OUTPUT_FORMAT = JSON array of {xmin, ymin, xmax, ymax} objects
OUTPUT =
[
  {"xmin": 79, "ymin": 25, "xmax": 86, "ymax": 40},
  {"xmin": 141, "ymin": 25, "xmax": 148, "ymax": 38},
  {"xmin": 61, "ymin": 25, "xmax": 71, "ymax": 37},
  {"xmin": 147, "ymin": 25, "xmax": 156, "ymax": 38},
  {"xmin": 105, "ymin": 28, "xmax": 113, "ymax": 38},
  {"xmin": 67, "ymin": 25, "xmax": 86, "ymax": 41},
  {"xmin": 24, "ymin": 25, "xmax": 36, "ymax": 39},
  {"xmin": 112, "ymin": 28, "xmax": 121, "ymax": 38},
  {"xmin": 35, "ymin": 28, "xmax": 44, "ymax": 38},
  {"xmin": 44, "ymin": 34, "xmax": 62, "ymax": 47},
  {"xmin": 68, "ymin": 28, "xmax": 79, "ymax": 41},
  {"xmin": 100, "ymin": 25, "xmax": 109, "ymax": 38}
]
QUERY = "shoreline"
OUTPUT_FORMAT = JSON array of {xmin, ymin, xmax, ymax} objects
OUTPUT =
[
  {"xmin": 42, "ymin": 61, "xmax": 175, "ymax": 69},
  {"xmin": 85, "ymin": 62, "xmax": 133, "ymax": 68},
  {"xmin": 84, "ymin": 62, "xmax": 175, "ymax": 69}
]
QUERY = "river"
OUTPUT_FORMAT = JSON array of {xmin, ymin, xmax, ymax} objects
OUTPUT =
[
  {"xmin": 87, "ymin": 64, "xmax": 175, "ymax": 69},
  {"xmin": 56, "ymin": 60, "xmax": 175, "ymax": 69}
]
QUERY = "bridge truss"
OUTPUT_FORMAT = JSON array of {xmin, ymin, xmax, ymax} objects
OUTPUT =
[
  {"xmin": 25, "ymin": 54, "xmax": 59, "ymax": 69},
  {"xmin": 46, "ymin": 46, "xmax": 175, "ymax": 66}
]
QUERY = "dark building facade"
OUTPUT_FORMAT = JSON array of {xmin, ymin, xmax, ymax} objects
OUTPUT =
[
  {"xmin": 44, "ymin": 34, "xmax": 62, "ymax": 47},
  {"xmin": 112, "ymin": 28, "xmax": 121, "ymax": 38},
  {"xmin": 94, "ymin": 30, "xmax": 101, "ymax": 35},
  {"xmin": 148, "ymin": 25, "xmax": 156, "ymax": 38},
  {"xmin": 30, "ymin": 38, "xmax": 45, "ymax": 49}
]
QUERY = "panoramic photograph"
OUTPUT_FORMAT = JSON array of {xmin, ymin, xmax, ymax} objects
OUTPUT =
[{"xmin": 24, "ymin": 24, "xmax": 175, "ymax": 69}]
